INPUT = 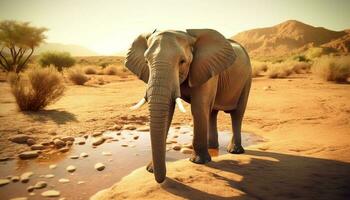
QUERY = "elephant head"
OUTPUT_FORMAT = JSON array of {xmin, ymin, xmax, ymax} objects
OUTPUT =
[{"xmin": 125, "ymin": 29, "xmax": 236, "ymax": 183}]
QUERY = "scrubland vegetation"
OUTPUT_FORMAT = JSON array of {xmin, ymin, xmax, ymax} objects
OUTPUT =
[{"xmin": 7, "ymin": 66, "xmax": 65, "ymax": 111}]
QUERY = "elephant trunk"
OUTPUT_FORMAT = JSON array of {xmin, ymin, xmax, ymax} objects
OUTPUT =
[{"xmin": 147, "ymin": 61, "xmax": 174, "ymax": 183}]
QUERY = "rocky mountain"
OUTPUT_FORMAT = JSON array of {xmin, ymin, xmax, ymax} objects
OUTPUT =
[
  {"xmin": 35, "ymin": 43, "xmax": 98, "ymax": 57},
  {"xmin": 231, "ymin": 20, "xmax": 350, "ymax": 58}
]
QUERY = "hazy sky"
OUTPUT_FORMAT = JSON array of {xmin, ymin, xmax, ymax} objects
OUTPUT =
[{"xmin": 0, "ymin": 0, "xmax": 349, "ymax": 55}]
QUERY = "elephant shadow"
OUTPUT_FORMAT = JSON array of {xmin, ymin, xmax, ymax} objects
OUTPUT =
[{"xmin": 161, "ymin": 150, "xmax": 350, "ymax": 200}]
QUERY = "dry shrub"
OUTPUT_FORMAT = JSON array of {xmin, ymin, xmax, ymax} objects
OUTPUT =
[
  {"xmin": 251, "ymin": 61, "xmax": 268, "ymax": 77},
  {"xmin": 312, "ymin": 56, "xmax": 350, "ymax": 83},
  {"xmin": 97, "ymin": 70, "xmax": 105, "ymax": 75},
  {"xmin": 8, "ymin": 66, "xmax": 65, "ymax": 111},
  {"xmin": 67, "ymin": 67, "xmax": 89, "ymax": 85},
  {"xmin": 267, "ymin": 63, "xmax": 293, "ymax": 78},
  {"xmin": 292, "ymin": 62, "xmax": 311, "ymax": 74},
  {"xmin": 84, "ymin": 66, "xmax": 98, "ymax": 74},
  {"xmin": 104, "ymin": 65, "xmax": 118, "ymax": 75}
]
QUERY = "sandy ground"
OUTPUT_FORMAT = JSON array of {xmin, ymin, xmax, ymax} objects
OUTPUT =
[{"xmin": 1, "ymin": 72, "xmax": 350, "ymax": 199}]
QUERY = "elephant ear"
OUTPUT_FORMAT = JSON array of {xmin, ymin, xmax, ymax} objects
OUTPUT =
[
  {"xmin": 186, "ymin": 29, "xmax": 236, "ymax": 87},
  {"xmin": 125, "ymin": 33, "xmax": 150, "ymax": 83}
]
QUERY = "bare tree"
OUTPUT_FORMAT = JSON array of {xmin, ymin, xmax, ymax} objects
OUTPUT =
[{"xmin": 0, "ymin": 20, "xmax": 47, "ymax": 73}]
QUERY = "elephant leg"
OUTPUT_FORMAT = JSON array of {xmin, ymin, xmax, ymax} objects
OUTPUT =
[
  {"xmin": 147, "ymin": 103, "xmax": 175, "ymax": 173},
  {"xmin": 189, "ymin": 77, "xmax": 218, "ymax": 164},
  {"xmin": 227, "ymin": 80, "xmax": 251, "ymax": 154},
  {"xmin": 208, "ymin": 110, "xmax": 219, "ymax": 148},
  {"xmin": 190, "ymin": 106, "xmax": 211, "ymax": 164}
]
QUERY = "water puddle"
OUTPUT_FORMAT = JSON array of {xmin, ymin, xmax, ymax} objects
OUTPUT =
[{"xmin": 0, "ymin": 126, "xmax": 264, "ymax": 200}]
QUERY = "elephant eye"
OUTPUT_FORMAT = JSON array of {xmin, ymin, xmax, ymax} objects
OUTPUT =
[{"xmin": 179, "ymin": 59, "xmax": 186, "ymax": 65}]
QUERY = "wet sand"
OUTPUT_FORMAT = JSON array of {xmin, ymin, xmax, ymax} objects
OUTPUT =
[{"xmin": 0, "ymin": 126, "xmax": 264, "ymax": 199}]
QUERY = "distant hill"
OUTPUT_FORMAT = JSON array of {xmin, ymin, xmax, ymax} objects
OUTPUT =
[
  {"xmin": 35, "ymin": 43, "xmax": 99, "ymax": 57},
  {"xmin": 231, "ymin": 20, "xmax": 350, "ymax": 59}
]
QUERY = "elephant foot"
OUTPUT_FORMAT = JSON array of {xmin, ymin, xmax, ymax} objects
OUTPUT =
[
  {"xmin": 208, "ymin": 141, "xmax": 219, "ymax": 149},
  {"xmin": 227, "ymin": 143, "xmax": 245, "ymax": 154},
  {"xmin": 146, "ymin": 161, "xmax": 153, "ymax": 173},
  {"xmin": 190, "ymin": 152, "xmax": 212, "ymax": 164}
]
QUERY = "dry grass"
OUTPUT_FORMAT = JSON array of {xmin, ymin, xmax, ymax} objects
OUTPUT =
[
  {"xmin": 251, "ymin": 61, "xmax": 268, "ymax": 77},
  {"xmin": 312, "ymin": 56, "xmax": 350, "ymax": 83},
  {"xmin": 104, "ymin": 65, "xmax": 118, "ymax": 75},
  {"xmin": 292, "ymin": 62, "xmax": 311, "ymax": 74},
  {"xmin": 84, "ymin": 65, "xmax": 98, "ymax": 74},
  {"xmin": 7, "ymin": 66, "xmax": 65, "ymax": 111},
  {"xmin": 267, "ymin": 63, "xmax": 293, "ymax": 78},
  {"xmin": 67, "ymin": 67, "xmax": 90, "ymax": 85}
]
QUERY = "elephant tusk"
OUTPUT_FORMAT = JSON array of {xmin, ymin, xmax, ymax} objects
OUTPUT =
[
  {"xmin": 175, "ymin": 98, "xmax": 186, "ymax": 113},
  {"xmin": 130, "ymin": 98, "xmax": 147, "ymax": 110}
]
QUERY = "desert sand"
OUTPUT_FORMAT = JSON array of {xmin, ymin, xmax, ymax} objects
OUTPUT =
[
  {"xmin": 77, "ymin": 72, "xmax": 350, "ymax": 199},
  {"xmin": 1, "ymin": 69, "xmax": 350, "ymax": 199}
]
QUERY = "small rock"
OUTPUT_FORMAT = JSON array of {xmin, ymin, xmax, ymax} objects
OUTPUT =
[
  {"xmin": 27, "ymin": 186, "xmax": 35, "ymax": 192},
  {"xmin": 48, "ymin": 129, "xmax": 57, "ymax": 135},
  {"xmin": 133, "ymin": 135, "xmax": 139, "ymax": 140},
  {"xmin": 180, "ymin": 147, "xmax": 193, "ymax": 154},
  {"xmin": 10, "ymin": 197, "xmax": 28, "ymax": 200},
  {"xmin": 59, "ymin": 147, "xmax": 70, "ymax": 153},
  {"xmin": 80, "ymin": 152, "xmax": 88, "ymax": 158},
  {"xmin": 263, "ymin": 85, "xmax": 272, "ymax": 91},
  {"xmin": 41, "ymin": 190, "xmax": 60, "ymax": 197},
  {"xmin": 11, "ymin": 176, "xmax": 20, "ymax": 182},
  {"xmin": 70, "ymin": 155, "xmax": 79, "ymax": 159},
  {"xmin": 173, "ymin": 135, "xmax": 179, "ymax": 138},
  {"xmin": 44, "ymin": 174, "xmax": 55, "ymax": 179},
  {"xmin": 123, "ymin": 125, "xmax": 136, "ymax": 130},
  {"xmin": 0, "ymin": 178, "xmax": 10, "ymax": 186},
  {"xmin": 110, "ymin": 124, "xmax": 122, "ymax": 130},
  {"xmin": 92, "ymin": 138, "xmax": 105, "ymax": 146},
  {"xmin": 92, "ymin": 131, "xmax": 103, "ymax": 137},
  {"xmin": 182, "ymin": 143, "xmax": 193, "ymax": 149},
  {"xmin": 26, "ymin": 138, "xmax": 36, "ymax": 146},
  {"xmin": 58, "ymin": 178, "xmax": 70, "ymax": 183},
  {"xmin": 102, "ymin": 151, "xmax": 112, "ymax": 156},
  {"xmin": 102, "ymin": 135, "xmax": 113, "ymax": 140},
  {"xmin": 49, "ymin": 164, "xmax": 57, "ymax": 169},
  {"xmin": 121, "ymin": 144, "xmax": 128, "ymax": 147},
  {"xmin": 31, "ymin": 144, "xmax": 45, "ymax": 150},
  {"xmin": 41, "ymin": 141, "xmax": 51, "ymax": 146},
  {"xmin": 83, "ymin": 134, "xmax": 89, "ymax": 139},
  {"xmin": 77, "ymin": 181, "xmax": 85, "ymax": 185},
  {"xmin": 136, "ymin": 126, "xmax": 149, "ymax": 131},
  {"xmin": 66, "ymin": 141, "xmax": 73, "ymax": 146},
  {"xmin": 66, "ymin": 165, "xmax": 76, "ymax": 173},
  {"xmin": 61, "ymin": 136, "xmax": 75, "ymax": 142},
  {"xmin": 34, "ymin": 181, "xmax": 47, "ymax": 189},
  {"xmin": 9, "ymin": 134, "xmax": 32, "ymax": 144},
  {"xmin": 53, "ymin": 139, "xmax": 66, "ymax": 148},
  {"xmin": 0, "ymin": 157, "xmax": 12, "ymax": 162},
  {"xmin": 115, "ymin": 132, "xmax": 121, "ymax": 136},
  {"xmin": 172, "ymin": 144, "xmax": 181, "ymax": 151},
  {"xmin": 19, "ymin": 151, "xmax": 39, "ymax": 159},
  {"xmin": 20, "ymin": 172, "xmax": 33, "ymax": 183},
  {"xmin": 94, "ymin": 163, "xmax": 105, "ymax": 171},
  {"xmin": 111, "ymin": 138, "xmax": 119, "ymax": 142},
  {"xmin": 78, "ymin": 140, "xmax": 86, "ymax": 145}
]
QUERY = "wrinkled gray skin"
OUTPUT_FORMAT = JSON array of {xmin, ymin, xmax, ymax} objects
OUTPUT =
[{"xmin": 125, "ymin": 29, "xmax": 251, "ymax": 183}]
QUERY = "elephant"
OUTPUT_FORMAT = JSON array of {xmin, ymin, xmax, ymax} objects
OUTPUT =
[{"xmin": 125, "ymin": 29, "xmax": 252, "ymax": 183}]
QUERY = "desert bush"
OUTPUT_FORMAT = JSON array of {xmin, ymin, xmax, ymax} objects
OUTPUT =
[
  {"xmin": 104, "ymin": 65, "xmax": 118, "ymax": 75},
  {"xmin": 251, "ymin": 61, "xmax": 268, "ymax": 77},
  {"xmin": 39, "ymin": 51, "xmax": 76, "ymax": 71},
  {"xmin": 67, "ymin": 67, "xmax": 89, "ymax": 85},
  {"xmin": 292, "ymin": 62, "xmax": 311, "ymax": 74},
  {"xmin": 312, "ymin": 56, "xmax": 350, "ymax": 83},
  {"xmin": 267, "ymin": 63, "xmax": 293, "ymax": 78},
  {"xmin": 8, "ymin": 66, "xmax": 65, "ymax": 111},
  {"xmin": 84, "ymin": 66, "xmax": 98, "ymax": 74},
  {"xmin": 306, "ymin": 47, "xmax": 326, "ymax": 59},
  {"xmin": 293, "ymin": 55, "xmax": 310, "ymax": 62}
]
